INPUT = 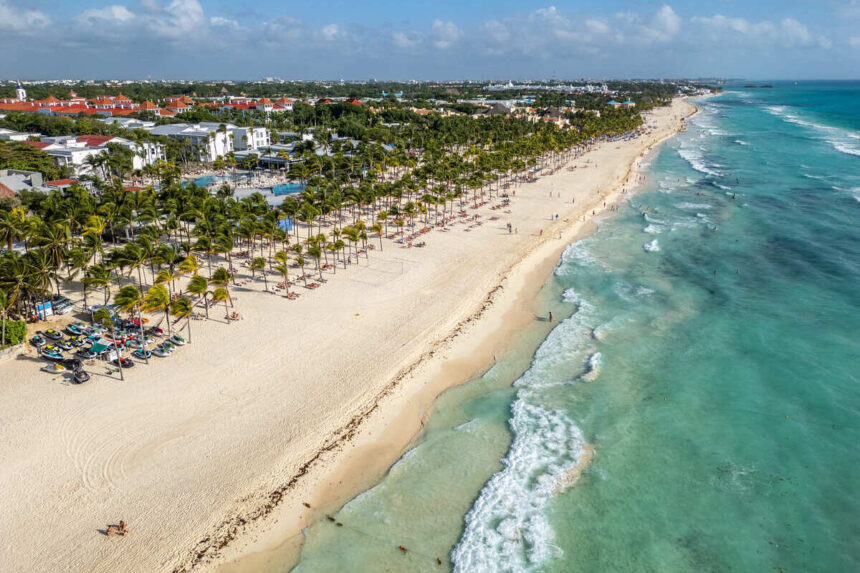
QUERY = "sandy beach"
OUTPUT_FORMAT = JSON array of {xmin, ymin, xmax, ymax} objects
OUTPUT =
[{"xmin": 0, "ymin": 98, "xmax": 696, "ymax": 573}]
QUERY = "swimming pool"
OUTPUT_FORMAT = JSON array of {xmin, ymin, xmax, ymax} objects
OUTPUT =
[{"xmin": 272, "ymin": 183, "xmax": 305, "ymax": 196}]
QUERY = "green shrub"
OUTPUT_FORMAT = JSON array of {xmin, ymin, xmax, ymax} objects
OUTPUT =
[{"xmin": 1, "ymin": 319, "xmax": 26, "ymax": 346}]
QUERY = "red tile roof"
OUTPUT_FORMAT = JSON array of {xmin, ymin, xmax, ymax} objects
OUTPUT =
[
  {"xmin": 51, "ymin": 105, "xmax": 96, "ymax": 115},
  {"xmin": 139, "ymin": 101, "xmax": 161, "ymax": 110},
  {"xmin": 0, "ymin": 102, "xmax": 39, "ymax": 112},
  {"xmin": 276, "ymin": 97, "xmax": 293, "ymax": 104},
  {"xmin": 45, "ymin": 179, "xmax": 79, "ymax": 187},
  {"xmin": 22, "ymin": 141, "xmax": 52, "ymax": 149},
  {"xmin": 0, "ymin": 182, "xmax": 15, "ymax": 199}
]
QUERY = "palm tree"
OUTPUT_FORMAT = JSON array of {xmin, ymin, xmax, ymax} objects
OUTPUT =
[
  {"xmin": 141, "ymin": 283, "xmax": 172, "ymax": 335},
  {"xmin": 295, "ymin": 255, "xmax": 307, "ymax": 285},
  {"xmin": 170, "ymin": 297, "xmax": 193, "ymax": 342},
  {"xmin": 274, "ymin": 263, "xmax": 290, "ymax": 297},
  {"xmin": 370, "ymin": 222, "xmax": 384, "ymax": 251},
  {"xmin": 0, "ymin": 290, "xmax": 9, "ymax": 347},
  {"xmin": 178, "ymin": 254, "xmax": 200, "ymax": 278},
  {"xmin": 84, "ymin": 264, "xmax": 112, "ymax": 305},
  {"xmin": 114, "ymin": 284, "xmax": 148, "ymax": 363},
  {"xmin": 211, "ymin": 287, "xmax": 231, "ymax": 321},
  {"xmin": 306, "ymin": 244, "xmax": 323, "ymax": 280},
  {"xmin": 154, "ymin": 267, "xmax": 178, "ymax": 299},
  {"xmin": 93, "ymin": 306, "xmax": 123, "ymax": 380},
  {"xmin": 251, "ymin": 257, "xmax": 267, "ymax": 290},
  {"xmin": 187, "ymin": 275, "xmax": 209, "ymax": 319}
]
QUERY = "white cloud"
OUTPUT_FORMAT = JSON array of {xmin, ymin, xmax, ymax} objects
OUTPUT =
[
  {"xmin": 656, "ymin": 5, "xmax": 681, "ymax": 35},
  {"xmin": 0, "ymin": 0, "xmax": 50, "ymax": 32},
  {"xmin": 693, "ymin": 14, "xmax": 830, "ymax": 49},
  {"xmin": 392, "ymin": 31, "xmax": 420, "ymax": 49},
  {"xmin": 77, "ymin": 5, "xmax": 136, "ymax": 25},
  {"xmin": 642, "ymin": 4, "xmax": 681, "ymax": 43},
  {"xmin": 319, "ymin": 24, "xmax": 342, "ymax": 41},
  {"xmin": 0, "ymin": 0, "xmax": 844, "ymax": 78},
  {"xmin": 585, "ymin": 18, "xmax": 611, "ymax": 35},
  {"xmin": 431, "ymin": 19, "xmax": 461, "ymax": 49},
  {"xmin": 210, "ymin": 16, "xmax": 239, "ymax": 29},
  {"xmin": 850, "ymin": 37, "xmax": 860, "ymax": 48},
  {"xmin": 262, "ymin": 16, "xmax": 304, "ymax": 42},
  {"xmin": 481, "ymin": 20, "xmax": 511, "ymax": 45},
  {"xmin": 482, "ymin": 5, "xmax": 685, "ymax": 58},
  {"xmin": 113, "ymin": 0, "xmax": 205, "ymax": 39}
]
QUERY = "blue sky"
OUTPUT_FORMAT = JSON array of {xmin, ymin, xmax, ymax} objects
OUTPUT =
[{"xmin": 2, "ymin": 1, "xmax": 859, "ymax": 79}]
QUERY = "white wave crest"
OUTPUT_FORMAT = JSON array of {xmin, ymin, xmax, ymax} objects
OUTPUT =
[
  {"xmin": 764, "ymin": 104, "xmax": 860, "ymax": 157},
  {"xmin": 643, "ymin": 239, "xmax": 660, "ymax": 252},
  {"xmin": 678, "ymin": 147, "xmax": 721, "ymax": 177},
  {"xmin": 452, "ymin": 401, "xmax": 586, "ymax": 572},
  {"xmin": 581, "ymin": 352, "xmax": 602, "ymax": 382},
  {"xmin": 453, "ymin": 291, "xmax": 599, "ymax": 570},
  {"xmin": 556, "ymin": 241, "xmax": 603, "ymax": 274}
]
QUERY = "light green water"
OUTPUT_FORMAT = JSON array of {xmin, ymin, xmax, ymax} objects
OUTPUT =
[{"xmin": 289, "ymin": 83, "xmax": 860, "ymax": 573}]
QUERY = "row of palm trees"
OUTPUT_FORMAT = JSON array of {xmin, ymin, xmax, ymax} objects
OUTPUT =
[{"xmin": 1, "ymin": 107, "xmax": 645, "ymax": 342}]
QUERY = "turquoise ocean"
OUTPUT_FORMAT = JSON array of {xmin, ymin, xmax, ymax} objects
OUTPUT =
[{"xmin": 289, "ymin": 82, "xmax": 860, "ymax": 572}]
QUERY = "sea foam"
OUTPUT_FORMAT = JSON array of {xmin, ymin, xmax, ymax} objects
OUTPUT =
[
  {"xmin": 451, "ymin": 401, "xmax": 586, "ymax": 572},
  {"xmin": 643, "ymin": 239, "xmax": 660, "ymax": 252},
  {"xmin": 765, "ymin": 105, "xmax": 860, "ymax": 157},
  {"xmin": 678, "ymin": 147, "xmax": 721, "ymax": 177},
  {"xmin": 452, "ymin": 291, "xmax": 596, "ymax": 571}
]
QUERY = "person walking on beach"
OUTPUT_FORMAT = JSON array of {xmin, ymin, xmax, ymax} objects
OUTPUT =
[{"xmin": 548, "ymin": 311, "xmax": 553, "ymax": 322}]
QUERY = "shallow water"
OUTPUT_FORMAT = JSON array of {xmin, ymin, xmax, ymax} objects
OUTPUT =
[{"xmin": 289, "ymin": 82, "xmax": 860, "ymax": 572}]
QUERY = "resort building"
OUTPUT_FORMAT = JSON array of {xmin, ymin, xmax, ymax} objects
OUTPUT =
[
  {"xmin": 274, "ymin": 97, "xmax": 294, "ymax": 111},
  {"xmin": 194, "ymin": 123, "xmax": 271, "ymax": 152},
  {"xmin": 100, "ymin": 117, "xmax": 156, "ymax": 130},
  {"xmin": 0, "ymin": 169, "xmax": 43, "ymax": 195},
  {"xmin": 34, "ymin": 135, "xmax": 166, "ymax": 172},
  {"xmin": 22, "ymin": 140, "xmax": 103, "ymax": 176},
  {"xmin": 0, "ymin": 128, "xmax": 41, "ymax": 141},
  {"xmin": 148, "ymin": 123, "xmax": 234, "ymax": 162}
]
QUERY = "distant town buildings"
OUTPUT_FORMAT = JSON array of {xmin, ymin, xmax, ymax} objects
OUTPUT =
[{"xmin": 0, "ymin": 90, "xmax": 296, "ymax": 119}]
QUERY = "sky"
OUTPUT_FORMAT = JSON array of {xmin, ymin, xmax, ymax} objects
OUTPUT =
[{"xmin": 2, "ymin": 0, "xmax": 859, "ymax": 80}]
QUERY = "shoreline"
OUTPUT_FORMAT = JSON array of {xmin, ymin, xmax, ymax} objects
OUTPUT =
[
  {"xmin": 214, "ymin": 99, "xmax": 700, "ymax": 572},
  {"xmin": 0, "ymin": 98, "xmax": 698, "ymax": 573}
]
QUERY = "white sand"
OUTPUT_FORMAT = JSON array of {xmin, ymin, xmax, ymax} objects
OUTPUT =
[{"xmin": 0, "ymin": 99, "xmax": 696, "ymax": 573}]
